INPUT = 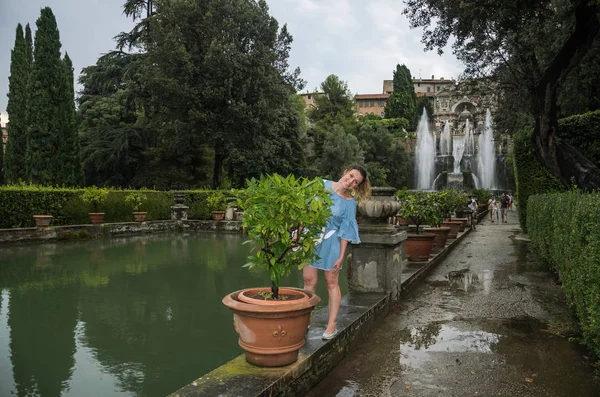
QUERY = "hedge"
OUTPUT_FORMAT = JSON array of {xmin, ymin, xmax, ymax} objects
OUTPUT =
[
  {"xmin": 528, "ymin": 191, "xmax": 600, "ymax": 367},
  {"xmin": 512, "ymin": 128, "xmax": 564, "ymax": 232},
  {"xmin": 0, "ymin": 185, "xmax": 237, "ymax": 229},
  {"xmin": 558, "ymin": 109, "xmax": 600, "ymax": 168}
]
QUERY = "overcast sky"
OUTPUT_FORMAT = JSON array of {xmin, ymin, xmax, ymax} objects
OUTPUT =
[{"xmin": 0, "ymin": 0, "xmax": 464, "ymax": 126}]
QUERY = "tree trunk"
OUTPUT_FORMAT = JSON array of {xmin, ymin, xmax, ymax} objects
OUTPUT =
[{"xmin": 532, "ymin": 0, "xmax": 600, "ymax": 191}]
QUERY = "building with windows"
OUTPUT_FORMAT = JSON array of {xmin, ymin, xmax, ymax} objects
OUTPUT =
[
  {"xmin": 298, "ymin": 92, "xmax": 323, "ymax": 112},
  {"xmin": 354, "ymin": 93, "xmax": 390, "ymax": 117}
]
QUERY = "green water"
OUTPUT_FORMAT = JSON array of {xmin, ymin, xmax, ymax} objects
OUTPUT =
[{"xmin": 0, "ymin": 232, "xmax": 347, "ymax": 397}]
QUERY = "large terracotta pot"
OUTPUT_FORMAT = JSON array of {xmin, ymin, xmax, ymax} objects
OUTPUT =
[
  {"xmin": 395, "ymin": 214, "xmax": 410, "ymax": 226},
  {"xmin": 423, "ymin": 226, "xmax": 450, "ymax": 254},
  {"xmin": 441, "ymin": 221, "xmax": 462, "ymax": 239},
  {"xmin": 33, "ymin": 215, "xmax": 53, "ymax": 228},
  {"xmin": 223, "ymin": 287, "xmax": 320, "ymax": 367},
  {"xmin": 89, "ymin": 212, "xmax": 105, "ymax": 225},
  {"xmin": 133, "ymin": 212, "xmax": 147, "ymax": 222},
  {"xmin": 446, "ymin": 217, "xmax": 468, "ymax": 232},
  {"xmin": 405, "ymin": 233, "xmax": 435, "ymax": 261}
]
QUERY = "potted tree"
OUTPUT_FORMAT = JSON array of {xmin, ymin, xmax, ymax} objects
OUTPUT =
[
  {"xmin": 81, "ymin": 186, "xmax": 110, "ymax": 225},
  {"xmin": 398, "ymin": 191, "xmax": 439, "ymax": 261},
  {"xmin": 440, "ymin": 189, "xmax": 466, "ymax": 238},
  {"xmin": 207, "ymin": 191, "xmax": 227, "ymax": 221},
  {"xmin": 424, "ymin": 191, "xmax": 451, "ymax": 254},
  {"xmin": 222, "ymin": 174, "xmax": 332, "ymax": 367},
  {"xmin": 125, "ymin": 192, "xmax": 148, "ymax": 222}
]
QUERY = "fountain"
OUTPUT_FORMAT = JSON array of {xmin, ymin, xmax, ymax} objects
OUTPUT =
[
  {"xmin": 416, "ymin": 108, "xmax": 497, "ymax": 191},
  {"xmin": 477, "ymin": 109, "xmax": 497, "ymax": 189},
  {"xmin": 415, "ymin": 109, "xmax": 435, "ymax": 190}
]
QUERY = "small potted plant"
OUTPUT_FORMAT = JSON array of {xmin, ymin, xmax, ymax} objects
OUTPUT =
[
  {"xmin": 125, "ymin": 192, "xmax": 148, "ymax": 222},
  {"xmin": 398, "ymin": 191, "xmax": 438, "ymax": 261},
  {"xmin": 440, "ymin": 189, "xmax": 468, "ymax": 236},
  {"xmin": 81, "ymin": 186, "xmax": 110, "ymax": 225},
  {"xmin": 207, "ymin": 191, "xmax": 227, "ymax": 221},
  {"xmin": 222, "ymin": 174, "xmax": 332, "ymax": 367}
]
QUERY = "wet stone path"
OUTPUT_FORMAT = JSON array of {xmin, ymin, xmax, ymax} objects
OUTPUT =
[{"xmin": 307, "ymin": 210, "xmax": 600, "ymax": 396}]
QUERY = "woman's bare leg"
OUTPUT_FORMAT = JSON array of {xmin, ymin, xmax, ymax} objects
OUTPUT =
[
  {"xmin": 323, "ymin": 269, "xmax": 341, "ymax": 334},
  {"xmin": 303, "ymin": 265, "xmax": 318, "ymax": 292}
]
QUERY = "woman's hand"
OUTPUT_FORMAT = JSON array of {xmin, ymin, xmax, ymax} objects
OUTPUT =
[{"xmin": 331, "ymin": 257, "xmax": 343, "ymax": 274}]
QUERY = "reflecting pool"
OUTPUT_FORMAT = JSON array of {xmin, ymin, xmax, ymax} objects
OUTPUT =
[{"xmin": 0, "ymin": 232, "xmax": 347, "ymax": 397}]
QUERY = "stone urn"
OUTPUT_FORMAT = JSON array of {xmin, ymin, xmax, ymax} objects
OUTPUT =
[{"xmin": 357, "ymin": 187, "xmax": 400, "ymax": 226}]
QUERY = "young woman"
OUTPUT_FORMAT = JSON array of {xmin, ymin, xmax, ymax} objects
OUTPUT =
[{"xmin": 303, "ymin": 165, "xmax": 371, "ymax": 340}]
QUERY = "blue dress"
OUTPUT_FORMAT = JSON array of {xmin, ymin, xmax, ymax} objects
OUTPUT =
[{"xmin": 309, "ymin": 180, "xmax": 361, "ymax": 271}]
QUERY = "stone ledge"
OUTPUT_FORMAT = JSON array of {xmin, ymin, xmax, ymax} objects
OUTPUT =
[
  {"xmin": 169, "ymin": 292, "xmax": 390, "ymax": 397},
  {"xmin": 0, "ymin": 220, "xmax": 242, "ymax": 244}
]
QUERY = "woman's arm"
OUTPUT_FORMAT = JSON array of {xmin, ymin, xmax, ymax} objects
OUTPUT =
[{"xmin": 332, "ymin": 238, "xmax": 349, "ymax": 274}]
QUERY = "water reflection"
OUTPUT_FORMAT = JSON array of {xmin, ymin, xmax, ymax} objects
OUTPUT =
[
  {"xmin": 0, "ymin": 232, "xmax": 346, "ymax": 396},
  {"xmin": 446, "ymin": 270, "xmax": 495, "ymax": 295},
  {"xmin": 398, "ymin": 323, "xmax": 500, "ymax": 369}
]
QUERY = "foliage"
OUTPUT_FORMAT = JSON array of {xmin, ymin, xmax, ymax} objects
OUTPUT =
[
  {"xmin": 527, "ymin": 191, "xmax": 600, "ymax": 368},
  {"xmin": 385, "ymin": 64, "xmax": 418, "ymax": 130},
  {"xmin": 557, "ymin": 110, "xmax": 600, "ymax": 168},
  {"xmin": 357, "ymin": 117, "xmax": 409, "ymax": 137},
  {"xmin": 403, "ymin": 0, "xmax": 600, "ymax": 190},
  {"xmin": 356, "ymin": 122, "xmax": 411, "ymax": 188},
  {"xmin": 318, "ymin": 125, "xmax": 364, "ymax": 180},
  {"xmin": 79, "ymin": 0, "xmax": 306, "ymax": 189},
  {"xmin": 4, "ymin": 23, "xmax": 31, "ymax": 184},
  {"xmin": 308, "ymin": 74, "xmax": 355, "ymax": 126},
  {"xmin": 81, "ymin": 186, "xmax": 110, "ymax": 213},
  {"xmin": 206, "ymin": 191, "xmax": 227, "ymax": 212},
  {"xmin": 512, "ymin": 128, "xmax": 564, "ymax": 232},
  {"xmin": 469, "ymin": 188, "xmax": 492, "ymax": 206},
  {"xmin": 124, "ymin": 191, "xmax": 148, "ymax": 211},
  {"xmin": 239, "ymin": 174, "xmax": 332, "ymax": 298},
  {"xmin": 398, "ymin": 191, "xmax": 440, "ymax": 233}
]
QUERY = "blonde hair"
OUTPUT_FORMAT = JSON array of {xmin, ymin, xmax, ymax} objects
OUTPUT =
[{"xmin": 342, "ymin": 165, "xmax": 371, "ymax": 202}]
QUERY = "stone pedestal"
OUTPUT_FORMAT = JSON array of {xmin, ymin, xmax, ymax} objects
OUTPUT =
[
  {"xmin": 171, "ymin": 193, "xmax": 189, "ymax": 221},
  {"xmin": 348, "ymin": 226, "xmax": 406, "ymax": 301},
  {"xmin": 348, "ymin": 187, "xmax": 406, "ymax": 301}
]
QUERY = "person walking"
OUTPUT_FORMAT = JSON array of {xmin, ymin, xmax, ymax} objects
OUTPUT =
[
  {"xmin": 303, "ymin": 165, "xmax": 371, "ymax": 340},
  {"xmin": 468, "ymin": 196, "xmax": 478, "ymax": 230},
  {"xmin": 487, "ymin": 195, "xmax": 498, "ymax": 223},
  {"xmin": 500, "ymin": 193, "xmax": 509, "ymax": 223}
]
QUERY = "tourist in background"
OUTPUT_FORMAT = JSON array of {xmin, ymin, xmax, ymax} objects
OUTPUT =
[
  {"xmin": 500, "ymin": 193, "xmax": 509, "ymax": 223},
  {"xmin": 488, "ymin": 195, "xmax": 498, "ymax": 223},
  {"xmin": 303, "ymin": 165, "xmax": 371, "ymax": 340}
]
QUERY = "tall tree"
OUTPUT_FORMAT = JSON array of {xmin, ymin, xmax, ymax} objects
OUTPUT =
[
  {"xmin": 385, "ymin": 64, "xmax": 418, "ymax": 129},
  {"xmin": 25, "ymin": 23, "xmax": 33, "ymax": 67},
  {"xmin": 55, "ymin": 53, "xmax": 83, "ymax": 186},
  {"xmin": 404, "ymin": 0, "xmax": 600, "ymax": 190},
  {"xmin": 308, "ymin": 74, "xmax": 355, "ymax": 126},
  {"xmin": 141, "ymin": 0, "xmax": 306, "ymax": 188},
  {"xmin": 4, "ymin": 24, "xmax": 30, "ymax": 183},
  {"xmin": 26, "ymin": 7, "xmax": 73, "ymax": 185}
]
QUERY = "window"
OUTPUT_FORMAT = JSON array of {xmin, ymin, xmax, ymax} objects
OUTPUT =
[
  {"xmin": 370, "ymin": 101, "xmax": 374, "ymax": 107},
  {"xmin": 307, "ymin": 95, "xmax": 311, "ymax": 100},
  {"xmin": 418, "ymin": 83, "xmax": 421, "ymax": 87},
  {"xmin": 379, "ymin": 101, "xmax": 385, "ymax": 107},
  {"xmin": 359, "ymin": 101, "xmax": 363, "ymax": 108},
  {"xmin": 427, "ymin": 87, "xmax": 431, "ymax": 92}
]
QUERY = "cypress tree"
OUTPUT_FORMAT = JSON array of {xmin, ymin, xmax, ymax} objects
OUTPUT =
[
  {"xmin": 385, "ymin": 64, "xmax": 418, "ymax": 128},
  {"xmin": 25, "ymin": 24, "xmax": 33, "ymax": 67},
  {"xmin": 56, "ymin": 53, "xmax": 83, "ymax": 186},
  {"xmin": 4, "ymin": 24, "xmax": 30, "ymax": 183},
  {"xmin": 26, "ymin": 7, "xmax": 64, "ymax": 185}
]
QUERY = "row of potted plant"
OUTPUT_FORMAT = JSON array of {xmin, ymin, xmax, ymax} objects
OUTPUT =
[
  {"xmin": 32, "ymin": 188, "xmax": 233, "ymax": 227},
  {"xmin": 397, "ymin": 189, "xmax": 471, "ymax": 261}
]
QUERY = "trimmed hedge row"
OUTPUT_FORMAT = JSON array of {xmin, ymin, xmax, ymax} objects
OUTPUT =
[
  {"xmin": 512, "ymin": 128, "xmax": 564, "ymax": 232},
  {"xmin": 0, "ymin": 185, "xmax": 235, "ymax": 229},
  {"xmin": 528, "ymin": 191, "xmax": 600, "ymax": 366},
  {"xmin": 558, "ymin": 109, "xmax": 600, "ymax": 167}
]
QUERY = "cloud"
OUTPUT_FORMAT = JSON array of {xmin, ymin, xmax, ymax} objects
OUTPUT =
[{"xmin": 267, "ymin": 0, "xmax": 463, "ymax": 94}]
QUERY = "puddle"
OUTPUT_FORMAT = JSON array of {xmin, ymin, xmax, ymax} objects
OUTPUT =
[{"xmin": 397, "ymin": 322, "xmax": 500, "ymax": 370}]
